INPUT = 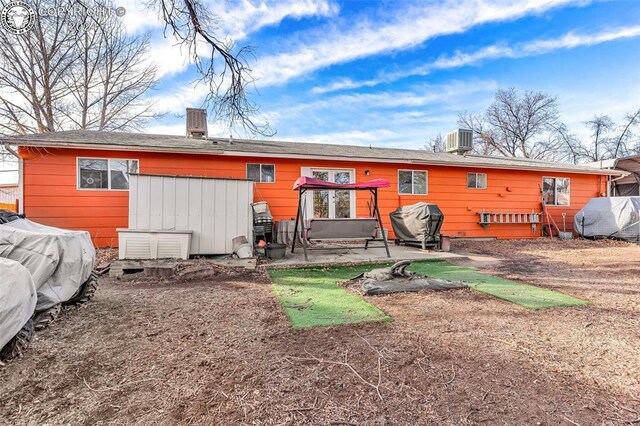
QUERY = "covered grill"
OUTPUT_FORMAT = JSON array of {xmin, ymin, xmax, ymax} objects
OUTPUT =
[{"xmin": 389, "ymin": 202, "xmax": 444, "ymax": 250}]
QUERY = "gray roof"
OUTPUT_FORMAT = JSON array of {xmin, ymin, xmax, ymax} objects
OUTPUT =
[{"xmin": 1, "ymin": 130, "xmax": 624, "ymax": 175}]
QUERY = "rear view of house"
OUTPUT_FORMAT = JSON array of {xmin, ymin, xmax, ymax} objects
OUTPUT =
[{"xmin": 2, "ymin": 129, "xmax": 619, "ymax": 248}]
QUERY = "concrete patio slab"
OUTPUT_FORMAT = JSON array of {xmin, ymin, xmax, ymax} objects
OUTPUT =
[
  {"xmin": 109, "ymin": 257, "xmax": 257, "ymax": 277},
  {"xmin": 266, "ymin": 244, "xmax": 466, "ymax": 268}
]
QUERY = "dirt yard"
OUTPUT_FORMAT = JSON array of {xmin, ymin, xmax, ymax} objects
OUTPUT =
[{"xmin": 1, "ymin": 239, "xmax": 639, "ymax": 425}]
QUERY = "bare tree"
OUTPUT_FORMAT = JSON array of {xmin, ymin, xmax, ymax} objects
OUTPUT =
[
  {"xmin": 0, "ymin": 0, "xmax": 77, "ymax": 133},
  {"xmin": 583, "ymin": 114, "xmax": 614, "ymax": 161},
  {"xmin": 612, "ymin": 108, "xmax": 640, "ymax": 158},
  {"xmin": 424, "ymin": 133, "xmax": 446, "ymax": 152},
  {"xmin": 573, "ymin": 109, "xmax": 640, "ymax": 162},
  {"xmin": 458, "ymin": 88, "xmax": 563, "ymax": 159},
  {"xmin": 60, "ymin": 13, "xmax": 158, "ymax": 131},
  {"xmin": 0, "ymin": 0, "xmax": 158, "ymax": 135},
  {"xmin": 153, "ymin": 0, "xmax": 274, "ymax": 136}
]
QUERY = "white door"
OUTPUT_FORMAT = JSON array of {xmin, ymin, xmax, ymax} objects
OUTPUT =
[{"xmin": 303, "ymin": 168, "xmax": 355, "ymax": 219}]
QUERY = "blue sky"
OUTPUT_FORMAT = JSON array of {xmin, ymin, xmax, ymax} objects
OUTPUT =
[
  {"xmin": 1, "ymin": 0, "xmax": 639, "ymax": 184},
  {"xmin": 129, "ymin": 0, "xmax": 640, "ymax": 149}
]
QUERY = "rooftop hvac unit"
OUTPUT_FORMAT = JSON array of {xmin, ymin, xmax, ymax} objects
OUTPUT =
[
  {"xmin": 446, "ymin": 129, "xmax": 473, "ymax": 154},
  {"xmin": 186, "ymin": 108, "xmax": 208, "ymax": 138}
]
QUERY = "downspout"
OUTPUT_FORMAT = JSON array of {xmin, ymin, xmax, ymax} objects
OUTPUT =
[
  {"xmin": 1, "ymin": 142, "xmax": 23, "ymax": 213},
  {"xmin": 608, "ymin": 174, "xmax": 629, "ymax": 197}
]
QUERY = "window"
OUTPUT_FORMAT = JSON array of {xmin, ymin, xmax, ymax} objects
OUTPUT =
[
  {"xmin": 246, "ymin": 164, "xmax": 275, "ymax": 183},
  {"xmin": 467, "ymin": 172, "xmax": 487, "ymax": 189},
  {"xmin": 398, "ymin": 170, "xmax": 427, "ymax": 195},
  {"xmin": 78, "ymin": 158, "xmax": 138, "ymax": 190},
  {"xmin": 543, "ymin": 177, "xmax": 570, "ymax": 206}
]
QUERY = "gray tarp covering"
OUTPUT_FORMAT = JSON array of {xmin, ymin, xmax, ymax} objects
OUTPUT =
[
  {"xmin": 363, "ymin": 277, "xmax": 467, "ymax": 295},
  {"xmin": 0, "ymin": 219, "xmax": 95, "ymax": 311},
  {"xmin": 0, "ymin": 257, "xmax": 37, "ymax": 349},
  {"xmin": 575, "ymin": 197, "xmax": 640, "ymax": 241},
  {"xmin": 390, "ymin": 202, "xmax": 444, "ymax": 246},
  {"xmin": 344, "ymin": 261, "xmax": 467, "ymax": 296}
]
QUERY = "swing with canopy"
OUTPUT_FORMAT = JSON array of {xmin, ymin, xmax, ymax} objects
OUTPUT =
[{"xmin": 291, "ymin": 176, "xmax": 391, "ymax": 261}]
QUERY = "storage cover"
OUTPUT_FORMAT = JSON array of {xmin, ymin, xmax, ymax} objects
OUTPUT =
[
  {"xmin": 0, "ymin": 257, "xmax": 37, "ymax": 349},
  {"xmin": 390, "ymin": 203, "xmax": 444, "ymax": 243},
  {"xmin": 0, "ymin": 219, "xmax": 95, "ymax": 310},
  {"xmin": 574, "ymin": 197, "xmax": 640, "ymax": 241}
]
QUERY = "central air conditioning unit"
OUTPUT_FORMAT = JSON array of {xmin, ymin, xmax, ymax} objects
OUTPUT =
[
  {"xmin": 446, "ymin": 129, "xmax": 473, "ymax": 155},
  {"xmin": 186, "ymin": 108, "xmax": 208, "ymax": 138}
]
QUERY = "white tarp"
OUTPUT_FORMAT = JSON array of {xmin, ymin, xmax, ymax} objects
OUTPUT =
[
  {"xmin": 0, "ymin": 219, "xmax": 95, "ymax": 311},
  {"xmin": 574, "ymin": 197, "xmax": 640, "ymax": 240},
  {"xmin": 0, "ymin": 257, "xmax": 36, "ymax": 349}
]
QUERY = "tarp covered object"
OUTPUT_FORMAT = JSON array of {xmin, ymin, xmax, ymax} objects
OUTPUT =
[
  {"xmin": 0, "ymin": 257, "xmax": 37, "ymax": 349},
  {"xmin": 390, "ymin": 202, "xmax": 444, "ymax": 246},
  {"xmin": 363, "ymin": 277, "xmax": 466, "ymax": 295},
  {"xmin": 575, "ymin": 197, "xmax": 640, "ymax": 241},
  {"xmin": 0, "ymin": 219, "xmax": 95, "ymax": 310}
]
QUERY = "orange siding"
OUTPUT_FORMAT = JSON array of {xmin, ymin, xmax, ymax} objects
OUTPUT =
[{"xmin": 20, "ymin": 147, "xmax": 607, "ymax": 247}]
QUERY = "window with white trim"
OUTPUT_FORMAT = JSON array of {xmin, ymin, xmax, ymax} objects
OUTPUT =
[
  {"xmin": 542, "ymin": 177, "xmax": 570, "ymax": 206},
  {"xmin": 78, "ymin": 158, "xmax": 139, "ymax": 190},
  {"xmin": 398, "ymin": 170, "xmax": 427, "ymax": 195},
  {"xmin": 246, "ymin": 164, "xmax": 275, "ymax": 183},
  {"xmin": 467, "ymin": 172, "xmax": 487, "ymax": 189}
]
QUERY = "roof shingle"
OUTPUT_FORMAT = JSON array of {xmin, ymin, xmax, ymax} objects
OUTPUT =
[{"xmin": 1, "ymin": 130, "xmax": 622, "ymax": 175}]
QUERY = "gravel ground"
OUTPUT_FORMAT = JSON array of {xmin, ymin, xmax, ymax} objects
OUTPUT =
[{"xmin": 0, "ymin": 239, "xmax": 638, "ymax": 425}]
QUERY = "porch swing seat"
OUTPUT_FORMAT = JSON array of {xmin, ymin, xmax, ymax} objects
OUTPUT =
[
  {"xmin": 306, "ymin": 218, "xmax": 378, "ymax": 240},
  {"xmin": 291, "ymin": 176, "xmax": 392, "ymax": 261}
]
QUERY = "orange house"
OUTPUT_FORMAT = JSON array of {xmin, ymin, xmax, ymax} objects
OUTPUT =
[{"xmin": 3, "ymin": 130, "xmax": 620, "ymax": 248}]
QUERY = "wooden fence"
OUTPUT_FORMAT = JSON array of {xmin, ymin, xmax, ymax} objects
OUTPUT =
[{"xmin": 0, "ymin": 185, "xmax": 18, "ymax": 211}]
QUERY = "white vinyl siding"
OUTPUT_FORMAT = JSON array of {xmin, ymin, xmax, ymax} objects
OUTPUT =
[{"xmin": 127, "ymin": 174, "xmax": 253, "ymax": 254}]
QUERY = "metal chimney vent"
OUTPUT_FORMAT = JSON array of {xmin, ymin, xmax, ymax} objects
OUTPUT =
[
  {"xmin": 446, "ymin": 129, "xmax": 473, "ymax": 155},
  {"xmin": 186, "ymin": 108, "xmax": 207, "ymax": 138}
]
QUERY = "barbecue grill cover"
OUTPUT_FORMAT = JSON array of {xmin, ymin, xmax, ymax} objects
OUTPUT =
[
  {"xmin": 575, "ymin": 196, "xmax": 640, "ymax": 240},
  {"xmin": 390, "ymin": 202, "xmax": 444, "ymax": 243}
]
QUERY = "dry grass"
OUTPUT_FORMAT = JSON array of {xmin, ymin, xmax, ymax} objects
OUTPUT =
[{"xmin": 0, "ymin": 240, "xmax": 638, "ymax": 425}]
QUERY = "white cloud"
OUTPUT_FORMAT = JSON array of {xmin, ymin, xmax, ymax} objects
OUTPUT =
[
  {"xmin": 257, "ymin": 79, "xmax": 498, "ymax": 148},
  {"xmin": 128, "ymin": 0, "xmax": 339, "ymax": 78},
  {"xmin": 311, "ymin": 77, "xmax": 381, "ymax": 94},
  {"xmin": 213, "ymin": 0, "xmax": 339, "ymax": 40},
  {"xmin": 143, "ymin": 123, "xmax": 185, "ymax": 135},
  {"xmin": 144, "ymin": 120, "xmax": 234, "ymax": 137},
  {"xmin": 118, "ymin": 0, "xmax": 163, "ymax": 34},
  {"xmin": 118, "ymin": 0, "xmax": 337, "ymax": 37},
  {"xmin": 151, "ymin": 84, "xmax": 208, "ymax": 115},
  {"xmin": 281, "ymin": 79, "xmax": 498, "ymax": 116},
  {"xmin": 254, "ymin": 0, "xmax": 591, "ymax": 86},
  {"xmin": 148, "ymin": 40, "xmax": 192, "ymax": 78},
  {"xmin": 313, "ymin": 25, "xmax": 640, "ymax": 93},
  {"xmin": 281, "ymin": 129, "xmax": 399, "ymax": 145}
]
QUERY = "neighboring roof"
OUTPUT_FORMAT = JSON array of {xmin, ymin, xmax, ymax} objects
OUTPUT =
[
  {"xmin": 1, "ymin": 130, "xmax": 625, "ymax": 176},
  {"xmin": 586, "ymin": 155, "xmax": 640, "ymax": 184}
]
